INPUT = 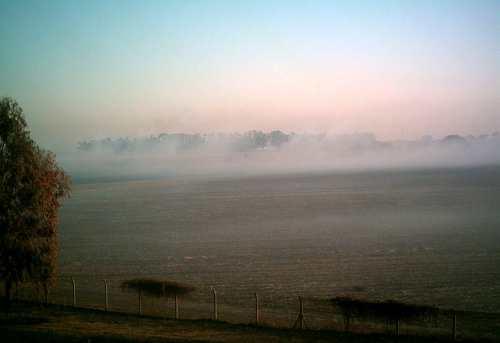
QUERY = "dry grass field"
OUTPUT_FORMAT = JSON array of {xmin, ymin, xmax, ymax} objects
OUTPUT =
[{"xmin": 1, "ymin": 301, "xmax": 498, "ymax": 343}]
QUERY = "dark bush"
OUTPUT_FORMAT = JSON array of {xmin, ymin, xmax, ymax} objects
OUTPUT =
[
  {"xmin": 331, "ymin": 296, "xmax": 440, "ymax": 331},
  {"xmin": 121, "ymin": 278, "xmax": 195, "ymax": 298}
]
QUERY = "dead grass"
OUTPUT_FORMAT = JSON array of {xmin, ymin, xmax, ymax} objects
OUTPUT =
[{"xmin": 1, "ymin": 301, "xmax": 496, "ymax": 343}]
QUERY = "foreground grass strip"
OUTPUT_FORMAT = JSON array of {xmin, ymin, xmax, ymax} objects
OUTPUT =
[{"xmin": 0, "ymin": 301, "xmax": 497, "ymax": 343}]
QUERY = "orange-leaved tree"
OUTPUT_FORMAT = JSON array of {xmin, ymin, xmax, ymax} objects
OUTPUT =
[{"xmin": 0, "ymin": 97, "xmax": 70, "ymax": 307}]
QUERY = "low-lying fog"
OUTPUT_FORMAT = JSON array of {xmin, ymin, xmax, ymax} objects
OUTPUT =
[{"xmin": 60, "ymin": 131, "xmax": 500, "ymax": 181}]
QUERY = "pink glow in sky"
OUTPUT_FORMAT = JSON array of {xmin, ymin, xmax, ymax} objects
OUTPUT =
[{"xmin": 0, "ymin": 1, "xmax": 498, "ymax": 151}]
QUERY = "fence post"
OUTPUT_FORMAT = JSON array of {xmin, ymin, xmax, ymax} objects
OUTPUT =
[
  {"xmin": 212, "ymin": 287, "xmax": 218, "ymax": 320},
  {"xmin": 396, "ymin": 318, "xmax": 400, "ymax": 336},
  {"xmin": 175, "ymin": 294, "xmax": 179, "ymax": 320},
  {"xmin": 293, "ymin": 296, "xmax": 305, "ymax": 329},
  {"xmin": 452, "ymin": 312, "xmax": 457, "ymax": 341},
  {"xmin": 255, "ymin": 293, "xmax": 260, "ymax": 325},
  {"xmin": 139, "ymin": 290, "xmax": 142, "ymax": 315},
  {"xmin": 104, "ymin": 279, "xmax": 108, "ymax": 312},
  {"xmin": 71, "ymin": 277, "xmax": 76, "ymax": 307},
  {"xmin": 43, "ymin": 283, "xmax": 49, "ymax": 305}
]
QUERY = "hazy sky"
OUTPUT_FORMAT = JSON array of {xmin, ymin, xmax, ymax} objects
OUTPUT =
[{"xmin": 1, "ymin": 0, "xmax": 499, "ymax": 152}]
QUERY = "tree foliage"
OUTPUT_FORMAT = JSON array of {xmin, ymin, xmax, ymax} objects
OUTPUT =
[
  {"xmin": 331, "ymin": 296, "xmax": 440, "ymax": 331},
  {"xmin": 0, "ymin": 97, "xmax": 70, "ymax": 303},
  {"xmin": 121, "ymin": 278, "xmax": 195, "ymax": 298}
]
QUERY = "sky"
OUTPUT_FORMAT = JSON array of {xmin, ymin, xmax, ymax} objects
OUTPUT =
[{"xmin": 1, "ymin": 0, "xmax": 499, "ymax": 152}]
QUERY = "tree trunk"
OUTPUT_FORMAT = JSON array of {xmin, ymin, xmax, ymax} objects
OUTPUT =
[
  {"xmin": 43, "ymin": 283, "xmax": 49, "ymax": 306},
  {"xmin": 4, "ymin": 280, "xmax": 12, "ymax": 312},
  {"xmin": 344, "ymin": 315, "xmax": 350, "ymax": 332}
]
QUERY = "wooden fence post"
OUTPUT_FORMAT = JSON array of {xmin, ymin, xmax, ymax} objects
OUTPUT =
[
  {"xmin": 43, "ymin": 283, "xmax": 49, "ymax": 305},
  {"xmin": 212, "ymin": 287, "xmax": 218, "ymax": 320},
  {"xmin": 104, "ymin": 279, "xmax": 109, "ymax": 312},
  {"xmin": 255, "ymin": 293, "xmax": 260, "ymax": 325},
  {"xmin": 452, "ymin": 312, "xmax": 457, "ymax": 341},
  {"xmin": 293, "ymin": 296, "xmax": 305, "ymax": 329},
  {"xmin": 174, "ymin": 294, "xmax": 179, "ymax": 319},
  {"xmin": 139, "ymin": 290, "xmax": 142, "ymax": 315},
  {"xmin": 71, "ymin": 277, "xmax": 76, "ymax": 307},
  {"xmin": 396, "ymin": 318, "xmax": 400, "ymax": 336}
]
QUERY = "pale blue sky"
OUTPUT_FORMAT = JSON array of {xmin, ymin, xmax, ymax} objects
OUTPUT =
[{"xmin": 1, "ymin": 0, "xmax": 499, "ymax": 151}]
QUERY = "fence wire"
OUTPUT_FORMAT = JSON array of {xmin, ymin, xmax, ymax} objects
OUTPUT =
[{"xmin": 4, "ymin": 276, "xmax": 500, "ymax": 341}]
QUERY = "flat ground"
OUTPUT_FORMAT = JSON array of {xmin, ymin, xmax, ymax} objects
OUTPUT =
[{"xmin": 0, "ymin": 302, "xmax": 496, "ymax": 343}]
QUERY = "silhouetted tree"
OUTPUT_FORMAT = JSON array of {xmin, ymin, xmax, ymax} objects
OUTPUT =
[
  {"xmin": 0, "ymin": 97, "xmax": 70, "ymax": 308},
  {"xmin": 121, "ymin": 278, "xmax": 194, "ymax": 298},
  {"xmin": 269, "ymin": 130, "xmax": 289, "ymax": 147},
  {"xmin": 331, "ymin": 296, "xmax": 439, "ymax": 333}
]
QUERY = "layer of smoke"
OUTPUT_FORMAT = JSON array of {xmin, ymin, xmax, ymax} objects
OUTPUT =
[{"xmin": 61, "ymin": 131, "xmax": 500, "ymax": 181}]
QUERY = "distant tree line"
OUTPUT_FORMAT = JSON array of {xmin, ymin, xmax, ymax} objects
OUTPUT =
[
  {"xmin": 77, "ymin": 130, "xmax": 292, "ymax": 153},
  {"xmin": 77, "ymin": 130, "xmax": 500, "ymax": 157}
]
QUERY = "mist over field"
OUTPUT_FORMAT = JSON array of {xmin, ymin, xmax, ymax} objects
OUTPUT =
[
  {"xmin": 2, "ymin": 0, "xmax": 500, "ymax": 340},
  {"xmin": 62, "ymin": 131, "xmax": 500, "ymax": 181}
]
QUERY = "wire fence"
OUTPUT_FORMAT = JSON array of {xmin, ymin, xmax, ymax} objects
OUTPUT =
[{"xmin": 6, "ymin": 275, "xmax": 500, "ymax": 341}]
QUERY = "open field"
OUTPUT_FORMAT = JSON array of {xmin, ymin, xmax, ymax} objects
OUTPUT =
[
  {"xmin": 6, "ymin": 168, "xmax": 498, "ymax": 339},
  {"xmin": 59, "ymin": 167, "xmax": 500, "ymax": 313},
  {"xmin": 22, "ymin": 167, "xmax": 497, "ymax": 340}
]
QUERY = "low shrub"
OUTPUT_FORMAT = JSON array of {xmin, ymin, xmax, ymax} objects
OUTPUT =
[{"xmin": 121, "ymin": 278, "xmax": 195, "ymax": 298}]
